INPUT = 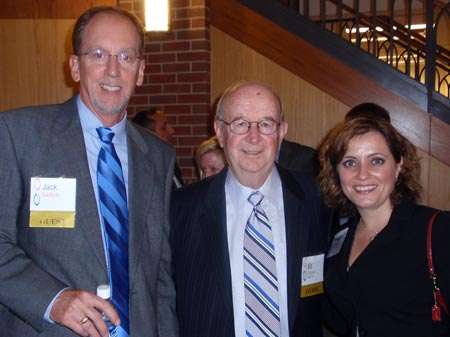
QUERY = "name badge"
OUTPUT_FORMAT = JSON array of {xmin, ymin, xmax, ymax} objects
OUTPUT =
[
  {"xmin": 29, "ymin": 177, "xmax": 76, "ymax": 228},
  {"xmin": 300, "ymin": 253, "xmax": 324, "ymax": 298},
  {"xmin": 327, "ymin": 227, "xmax": 349, "ymax": 258}
]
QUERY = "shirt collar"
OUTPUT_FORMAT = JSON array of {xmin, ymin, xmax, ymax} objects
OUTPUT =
[
  {"xmin": 225, "ymin": 167, "xmax": 281, "ymax": 206},
  {"xmin": 77, "ymin": 95, "xmax": 128, "ymax": 141}
]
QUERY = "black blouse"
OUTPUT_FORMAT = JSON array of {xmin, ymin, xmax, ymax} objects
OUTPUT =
[{"xmin": 323, "ymin": 200, "xmax": 450, "ymax": 337}]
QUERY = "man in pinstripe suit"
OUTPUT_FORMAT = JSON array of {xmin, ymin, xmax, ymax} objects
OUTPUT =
[{"xmin": 171, "ymin": 81, "xmax": 331, "ymax": 337}]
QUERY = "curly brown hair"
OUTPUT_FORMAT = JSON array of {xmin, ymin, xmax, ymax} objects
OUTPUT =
[{"xmin": 318, "ymin": 110, "xmax": 422, "ymax": 217}]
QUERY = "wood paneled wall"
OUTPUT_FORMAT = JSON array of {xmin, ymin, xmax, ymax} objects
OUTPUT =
[
  {"xmin": 0, "ymin": 0, "xmax": 116, "ymax": 111},
  {"xmin": 0, "ymin": 0, "xmax": 116, "ymax": 19},
  {"xmin": 0, "ymin": 19, "xmax": 76, "ymax": 111},
  {"xmin": 211, "ymin": 26, "xmax": 347, "ymax": 148},
  {"xmin": 211, "ymin": 26, "xmax": 450, "ymax": 210}
]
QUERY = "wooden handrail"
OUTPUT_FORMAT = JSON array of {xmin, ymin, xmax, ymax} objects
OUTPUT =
[
  {"xmin": 211, "ymin": 0, "xmax": 450, "ymax": 166},
  {"xmin": 324, "ymin": 0, "xmax": 450, "ymax": 68}
]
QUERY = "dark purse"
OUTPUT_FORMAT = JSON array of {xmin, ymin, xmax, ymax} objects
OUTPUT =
[{"xmin": 427, "ymin": 211, "xmax": 449, "ymax": 321}]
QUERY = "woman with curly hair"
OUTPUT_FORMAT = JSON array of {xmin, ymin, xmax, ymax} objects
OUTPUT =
[{"xmin": 319, "ymin": 103, "xmax": 450, "ymax": 337}]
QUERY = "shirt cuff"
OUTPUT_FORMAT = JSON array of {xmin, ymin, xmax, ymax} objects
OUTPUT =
[{"xmin": 44, "ymin": 287, "xmax": 70, "ymax": 323}]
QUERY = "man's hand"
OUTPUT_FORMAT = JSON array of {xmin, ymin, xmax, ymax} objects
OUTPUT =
[{"xmin": 50, "ymin": 289, "xmax": 120, "ymax": 337}]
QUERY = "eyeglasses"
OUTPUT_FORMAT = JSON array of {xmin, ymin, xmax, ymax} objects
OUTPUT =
[
  {"xmin": 219, "ymin": 118, "xmax": 281, "ymax": 135},
  {"xmin": 78, "ymin": 48, "xmax": 142, "ymax": 68}
]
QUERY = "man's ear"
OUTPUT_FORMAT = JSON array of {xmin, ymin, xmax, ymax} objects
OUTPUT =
[
  {"xmin": 214, "ymin": 120, "xmax": 224, "ymax": 148},
  {"xmin": 136, "ymin": 58, "xmax": 145, "ymax": 86},
  {"xmin": 69, "ymin": 55, "xmax": 80, "ymax": 82},
  {"xmin": 278, "ymin": 121, "xmax": 288, "ymax": 146}
]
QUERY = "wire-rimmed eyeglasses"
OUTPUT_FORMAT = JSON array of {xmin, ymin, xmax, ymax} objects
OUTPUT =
[
  {"xmin": 78, "ymin": 48, "xmax": 142, "ymax": 68},
  {"xmin": 218, "ymin": 118, "xmax": 281, "ymax": 135}
]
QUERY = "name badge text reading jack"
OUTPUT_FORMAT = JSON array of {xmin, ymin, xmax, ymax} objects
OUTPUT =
[{"xmin": 29, "ymin": 177, "xmax": 76, "ymax": 228}]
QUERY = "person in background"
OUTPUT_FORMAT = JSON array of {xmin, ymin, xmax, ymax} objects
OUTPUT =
[
  {"xmin": 318, "ymin": 104, "xmax": 450, "ymax": 337},
  {"xmin": 283, "ymin": 106, "xmax": 395, "ymax": 179},
  {"xmin": 194, "ymin": 135, "xmax": 227, "ymax": 179},
  {"xmin": 344, "ymin": 102, "xmax": 391, "ymax": 122},
  {"xmin": 0, "ymin": 7, "xmax": 178, "ymax": 337},
  {"xmin": 133, "ymin": 107, "xmax": 184, "ymax": 188},
  {"xmin": 277, "ymin": 139, "xmax": 319, "ymax": 176},
  {"xmin": 171, "ymin": 80, "xmax": 331, "ymax": 337},
  {"xmin": 132, "ymin": 107, "xmax": 175, "ymax": 143}
]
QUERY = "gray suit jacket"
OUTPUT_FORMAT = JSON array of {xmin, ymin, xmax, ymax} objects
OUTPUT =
[{"xmin": 0, "ymin": 97, "xmax": 178, "ymax": 337}]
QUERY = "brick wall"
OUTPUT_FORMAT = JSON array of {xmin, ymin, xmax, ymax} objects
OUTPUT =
[{"xmin": 119, "ymin": 0, "xmax": 211, "ymax": 183}]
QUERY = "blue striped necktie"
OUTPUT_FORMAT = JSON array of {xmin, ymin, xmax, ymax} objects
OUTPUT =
[
  {"xmin": 96, "ymin": 127, "xmax": 130, "ymax": 336},
  {"xmin": 244, "ymin": 191, "xmax": 281, "ymax": 337}
]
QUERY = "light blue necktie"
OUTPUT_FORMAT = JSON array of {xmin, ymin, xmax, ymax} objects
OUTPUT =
[
  {"xmin": 244, "ymin": 191, "xmax": 281, "ymax": 337},
  {"xmin": 97, "ymin": 127, "xmax": 130, "ymax": 336}
]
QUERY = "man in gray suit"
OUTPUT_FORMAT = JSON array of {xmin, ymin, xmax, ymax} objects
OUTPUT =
[{"xmin": 0, "ymin": 6, "xmax": 178, "ymax": 337}]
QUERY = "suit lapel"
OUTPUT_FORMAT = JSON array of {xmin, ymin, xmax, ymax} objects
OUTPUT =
[
  {"xmin": 279, "ymin": 168, "xmax": 310, "ymax": 330},
  {"xmin": 45, "ymin": 98, "xmax": 107, "ymax": 272},
  {"xmin": 200, "ymin": 170, "xmax": 234, "ymax": 314},
  {"xmin": 278, "ymin": 139, "xmax": 289, "ymax": 166},
  {"xmin": 126, "ymin": 123, "xmax": 158, "ymax": 287}
]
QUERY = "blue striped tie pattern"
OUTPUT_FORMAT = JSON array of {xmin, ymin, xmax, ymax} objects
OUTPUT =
[
  {"xmin": 244, "ymin": 191, "xmax": 280, "ymax": 337},
  {"xmin": 97, "ymin": 127, "xmax": 130, "ymax": 336}
]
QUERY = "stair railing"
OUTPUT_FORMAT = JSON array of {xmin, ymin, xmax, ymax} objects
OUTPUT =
[{"xmin": 277, "ymin": 0, "xmax": 450, "ymax": 100}]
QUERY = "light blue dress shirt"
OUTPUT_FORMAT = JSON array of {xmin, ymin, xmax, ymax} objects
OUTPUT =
[
  {"xmin": 44, "ymin": 95, "xmax": 129, "ymax": 322},
  {"xmin": 77, "ymin": 95, "xmax": 129, "ymax": 200}
]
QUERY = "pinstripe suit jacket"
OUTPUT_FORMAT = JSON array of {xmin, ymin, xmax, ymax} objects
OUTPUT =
[
  {"xmin": 171, "ymin": 166, "xmax": 331, "ymax": 337},
  {"xmin": 0, "ymin": 96, "xmax": 178, "ymax": 337}
]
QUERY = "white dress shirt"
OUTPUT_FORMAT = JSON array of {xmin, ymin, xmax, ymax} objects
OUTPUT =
[{"xmin": 225, "ymin": 168, "xmax": 289, "ymax": 337}]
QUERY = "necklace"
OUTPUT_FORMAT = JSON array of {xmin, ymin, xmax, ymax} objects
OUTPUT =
[
  {"xmin": 356, "ymin": 219, "xmax": 381, "ymax": 242},
  {"xmin": 369, "ymin": 231, "xmax": 379, "ymax": 242}
]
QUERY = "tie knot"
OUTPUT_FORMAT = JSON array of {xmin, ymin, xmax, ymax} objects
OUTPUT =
[
  {"xmin": 248, "ymin": 191, "xmax": 264, "ymax": 207},
  {"xmin": 96, "ymin": 127, "xmax": 115, "ymax": 143}
]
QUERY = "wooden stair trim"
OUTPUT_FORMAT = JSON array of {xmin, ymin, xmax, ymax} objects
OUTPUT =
[{"xmin": 210, "ymin": 0, "xmax": 450, "ymax": 166}]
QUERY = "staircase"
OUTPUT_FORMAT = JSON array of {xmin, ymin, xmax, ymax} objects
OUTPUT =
[
  {"xmin": 278, "ymin": 0, "xmax": 450, "ymax": 124},
  {"xmin": 210, "ymin": 0, "xmax": 450, "ymax": 167}
]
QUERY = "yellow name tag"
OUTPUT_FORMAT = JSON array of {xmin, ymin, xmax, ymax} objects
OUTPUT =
[
  {"xmin": 29, "ymin": 211, "xmax": 75, "ymax": 228},
  {"xmin": 300, "ymin": 281, "xmax": 324, "ymax": 298},
  {"xmin": 300, "ymin": 253, "xmax": 324, "ymax": 298}
]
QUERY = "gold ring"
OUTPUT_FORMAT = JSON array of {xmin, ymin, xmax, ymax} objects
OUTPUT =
[{"xmin": 80, "ymin": 316, "xmax": 89, "ymax": 325}]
